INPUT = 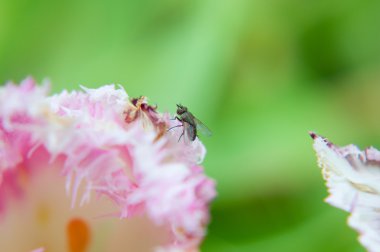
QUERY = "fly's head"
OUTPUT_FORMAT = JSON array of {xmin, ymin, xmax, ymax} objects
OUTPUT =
[{"xmin": 176, "ymin": 104, "xmax": 188, "ymax": 115}]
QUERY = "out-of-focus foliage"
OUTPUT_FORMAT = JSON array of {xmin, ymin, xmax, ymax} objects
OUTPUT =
[{"xmin": 1, "ymin": 0, "xmax": 380, "ymax": 251}]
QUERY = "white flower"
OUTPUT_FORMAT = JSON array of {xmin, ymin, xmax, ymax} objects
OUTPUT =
[{"xmin": 311, "ymin": 132, "xmax": 380, "ymax": 252}]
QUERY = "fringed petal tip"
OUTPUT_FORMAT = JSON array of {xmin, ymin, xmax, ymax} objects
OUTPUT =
[{"xmin": 311, "ymin": 132, "xmax": 380, "ymax": 251}]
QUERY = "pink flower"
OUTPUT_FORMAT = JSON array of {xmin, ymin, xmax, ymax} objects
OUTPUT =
[
  {"xmin": 0, "ymin": 78, "xmax": 216, "ymax": 252},
  {"xmin": 310, "ymin": 132, "xmax": 380, "ymax": 252}
]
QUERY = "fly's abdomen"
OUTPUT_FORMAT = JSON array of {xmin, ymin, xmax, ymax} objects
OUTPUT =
[{"xmin": 185, "ymin": 123, "xmax": 197, "ymax": 141}]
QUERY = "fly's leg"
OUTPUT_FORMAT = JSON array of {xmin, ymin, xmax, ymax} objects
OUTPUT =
[
  {"xmin": 167, "ymin": 124, "xmax": 183, "ymax": 131},
  {"xmin": 178, "ymin": 130, "xmax": 184, "ymax": 142},
  {"xmin": 170, "ymin": 116, "xmax": 182, "ymax": 121},
  {"xmin": 168, "ymin": 116, "xmax": 183, "ymax": 132},
  {"xmin": 168, "ymin": 116, "xmax": 184, "ymax": 141}
]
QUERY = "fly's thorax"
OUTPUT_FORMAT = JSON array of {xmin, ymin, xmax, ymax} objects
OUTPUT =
[{"xmin": 180, "ymin": 112, "xmax": 196, "ymax": 126}]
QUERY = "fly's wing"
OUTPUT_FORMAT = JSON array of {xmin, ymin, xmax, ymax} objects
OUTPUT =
[
  {"xmin": 184, "ymin": 122, "xmax": 197, "ymax": 141},
  {"xmin": 194, "ymin": 118, "xmax": 212, "ymax": 137}
]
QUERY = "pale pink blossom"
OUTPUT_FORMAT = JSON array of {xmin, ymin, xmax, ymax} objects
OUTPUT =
[
  {"xmin": 311, "ymin": 132, "xmax": 380, "ymax": 252},
  {"xmin": 0, "ymin": 78, "xmax": 216, "ymax": 252}
]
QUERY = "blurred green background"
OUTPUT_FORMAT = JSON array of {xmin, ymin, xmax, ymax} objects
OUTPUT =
[{"xmin": 2, "ymin": 0, "xmax": 380, "ymax": 251}]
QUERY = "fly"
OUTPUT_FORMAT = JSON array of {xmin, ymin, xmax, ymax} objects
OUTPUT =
[{"xmin": 168, "ymin": 104, "xmax": 212, "ymax": 142}]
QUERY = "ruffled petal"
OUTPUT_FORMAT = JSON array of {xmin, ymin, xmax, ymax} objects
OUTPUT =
[
  {"xmin": 0, "ymin": 79, "xmax": 216, "ymax": 251},
  {"xmin": 311, "ymin": 132, "xmax": 380, "ymax": 251}
]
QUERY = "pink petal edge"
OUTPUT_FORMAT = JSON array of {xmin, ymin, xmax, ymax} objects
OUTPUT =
[{"xmin": 0, "ymin": 79, "xmax": 216, "ymax": 250}]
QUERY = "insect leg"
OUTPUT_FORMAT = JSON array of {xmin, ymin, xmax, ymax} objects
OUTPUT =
[
  {"xmin": 170, "ymin": 116, "xmax": 182, "ymax": 121},
  {"xmin": 178, "ymin": 130, "xmax": 184, "ymax": 142},
  {"xmin": 167, "ymin": 124, "xmax": 183, "ymax": 131}
]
